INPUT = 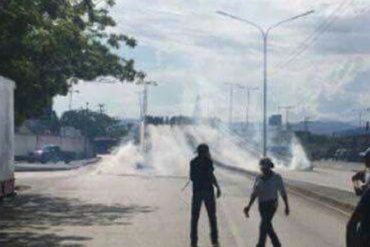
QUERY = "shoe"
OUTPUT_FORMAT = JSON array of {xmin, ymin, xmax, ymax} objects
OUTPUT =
[{"xmin": 212, "ymin": 242, "xmax": 220, "ymax": 247}]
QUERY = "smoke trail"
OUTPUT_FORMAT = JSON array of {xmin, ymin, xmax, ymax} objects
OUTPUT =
[
  {"xmin": 290, "ymin": 136, "xmax": 312, "ymax": 171},
  {"xmin": 147, "ymin": 125, "xmax": 190, "ymax": 176}
]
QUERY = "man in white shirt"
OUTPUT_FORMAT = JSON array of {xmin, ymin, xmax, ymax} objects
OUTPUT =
[{"xmin": 244, "ymin": 158, "xmax": 290, "ymax": 247}]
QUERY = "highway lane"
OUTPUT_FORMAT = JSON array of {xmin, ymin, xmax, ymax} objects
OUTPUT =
[
  {"xmin": 278, "ymin": 166, "xmax": 355, "ymax": 192},
  {"xmin": 2, "ymin": 157, "xmax": 349, "ymax": 247}
]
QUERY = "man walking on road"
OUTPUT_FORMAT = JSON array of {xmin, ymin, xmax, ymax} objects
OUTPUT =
[
  {"xmin": 190, "ymin": 144, "xmax": 221, "ymax": 247},
  {"xmin": 244, "ymin": 158, "xmax": 290, "ymax": 247}
]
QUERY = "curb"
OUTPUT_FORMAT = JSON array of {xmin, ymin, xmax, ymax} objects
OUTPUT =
[{"xmin": 14, "ymin": 157, "xmax": 101, "ymax": 172}]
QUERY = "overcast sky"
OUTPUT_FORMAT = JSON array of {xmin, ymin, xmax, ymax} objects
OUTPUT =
[{"xmin": 54, "ymin": 0, "xmax": 370, "ymax": 123}]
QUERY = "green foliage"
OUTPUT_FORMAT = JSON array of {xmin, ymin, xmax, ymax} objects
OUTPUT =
[
  {"xmin": 0, "ymin": 0, "xmax": 141, "ymax": 124},
  {"xmin": 38, "ymin": 111, "xmax": 61, "ymax": 135},
  {"xmin": 60, "ymin": 109, "xmax": 127, "ymax": 140},
  {"xmin": 295, "ymin": 131, "xmax": 370, "ymax": 161}
]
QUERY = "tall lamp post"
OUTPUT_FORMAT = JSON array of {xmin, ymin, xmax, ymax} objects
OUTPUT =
[
  {"xmin": 137, "ymin": 79, "xmax": 158, "ymax": 152},
  {"xmin": 68, "ymin": 89, "xmax": 80, "ymax": 111},
  {"xmin": 216, "ymin": 10, "xmax": 314, "ymax": 156},
  {"xmin": 244, "ymin": 87, "xmax": 259, "ymax": 129},
  {"xmin": 225, "ymin": 82, "xmax": 244, "ymax": 128}
]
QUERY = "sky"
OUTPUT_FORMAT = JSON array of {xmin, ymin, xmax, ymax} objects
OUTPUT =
[{"xmin": 54, "ymin": 0, "xmax": 370, "ymax": 124}]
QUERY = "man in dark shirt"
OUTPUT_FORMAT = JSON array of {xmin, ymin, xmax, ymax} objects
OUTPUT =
[
  {"xmin": 190, "ymin": 144, "xmax": 221, "ymax": 247},
  {"xmin": 347, "ymin": 188, "xmax": 370, "ymax": 247}
]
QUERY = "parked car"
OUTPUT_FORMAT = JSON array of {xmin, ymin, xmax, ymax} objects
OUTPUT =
[{"xmin": 28, "ymin": 145, "xmax": 75, "ymax": 164}]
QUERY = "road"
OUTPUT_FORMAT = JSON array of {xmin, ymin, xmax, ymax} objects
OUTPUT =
[
  {"xmin": 279, "ymin": 166, "xmax": 355, "ymax": 192},
  {"xmin": 0, "ymin": 156, "xmax": 349, "ymax": 247}
]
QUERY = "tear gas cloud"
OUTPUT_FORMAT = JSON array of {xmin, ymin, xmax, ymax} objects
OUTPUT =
[{"xmin": 96, "ymin": 123, "xmax": 311, "ymax": 176}]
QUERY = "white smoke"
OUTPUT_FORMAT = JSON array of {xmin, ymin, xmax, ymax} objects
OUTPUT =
[
  {"xmin": 93, "ymin": 141, "xmax": 144, "ymax": 175},
  {"xmin": 290, "ymin": 136, "xmax": 312, "ymax": 171},
  {"xmin": 147, "ymin": 125, "xmax": 191, "ymax": 176},
  {"xmin": 94, "ymin": 123, "xmax": 312, "ymax": 177},
  {"xmin": 185, "ymin": 125, "xmax": 260, "ymax": 171}
]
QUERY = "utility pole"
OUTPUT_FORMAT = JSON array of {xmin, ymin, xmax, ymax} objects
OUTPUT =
[
  {"xmin": 358, "ymin": 108, "xmax": 370, "ymax": 129},
  {"xmin": 244, "ymin": 87, "xmax": 258, "ymax": 129},
  {"xmin": 227, "ymin": 83, "xmax": 234, "ymax": 127},
  {"xmin": 217, "ymin": 10, "xmax": 314, "ymax": 156},
  {"xmin": 68, "ymin": 88, "xmax": 79, "ymax": 111},
  {"xmin": 67, "ymin": 78, "xmax": 79, "ymax": 111},
  {"xmin": 193, "ymin": 95, "xmax": 202, "ymax": 123},
  {"xmin": 225, "ymin": 82, "xmax": 244, "ymax": 128},
  {"xmin": 137, "ymin": 91, "xmax": 143, "ymax": 120},
  {"xmin": 98, "ymin": 104, "xmax": 105, "ymax": 114},
  {"xmin": 84, "ymin": 101, "xmax": 89, "ymax": 158},
  {"xmin": 278, "ymin": 105, "xmax": 295, "ymax": 130},
  {"xmin": 137, "ymin": 79, "xmax": 158, "ymax": 153}
]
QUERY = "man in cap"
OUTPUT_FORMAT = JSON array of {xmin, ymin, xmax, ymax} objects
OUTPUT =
[
  {"xmin": 347, "ymin": 148, "xmax": 370, "ymax": 246},
  {"xmin": 244, "ymin": 158, "xmax": 289, "ymax": 247},
  {"xmin": 190, "ymin": 144, "xmax": 221, "ymax": 247},
  {"xmin": 352, "ymin": 148, "xmax": 370, "ymax": 196}
]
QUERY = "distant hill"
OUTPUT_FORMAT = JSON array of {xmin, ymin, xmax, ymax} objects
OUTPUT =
[
  {"xmin": 333, "ymin": 127, "xmax": 370, "ymax": 137},
  {"xmin": 292, "ymin": 121, "xmax": 356, "ymax": 136}
]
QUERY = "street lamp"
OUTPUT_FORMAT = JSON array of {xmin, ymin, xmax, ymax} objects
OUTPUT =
[
  {"xmin": 68, "ymin": 89, "xmax": 80, "ymax": 111},
  {"xmin": 244, "ymin": 87, "xmax": 259, "ymax": 129},
  {"xmin": 136, "ymin": 79, "xmax": 158, "ymax": 152},
  {"xmin": 225, "ymin": 82, "xmax": 244, "ymax": 127},
  {"xmin": 216, "ymin": 10, "xmax": 314, "ymax": 156}
]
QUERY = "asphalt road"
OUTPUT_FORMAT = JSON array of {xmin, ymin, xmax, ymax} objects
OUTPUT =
[
  {"xmin": 0, "ymin": 157, "xmax": 349, "ymax": 247},
  {"xmin": 278, "ymin": 166, "xmax": 355, "ymax": 192}
]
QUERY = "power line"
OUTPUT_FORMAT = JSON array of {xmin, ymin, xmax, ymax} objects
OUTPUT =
[
  {"xmin": 265, "ymin": 0, "xmax": 359, "ymax": 111},
  {"xmin": 272, "ymin": 0, "xmax": 354, "ymax": 73}
]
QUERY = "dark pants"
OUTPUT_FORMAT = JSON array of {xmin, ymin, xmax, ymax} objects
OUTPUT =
[
  {"xmin": 257, "ymin": 200, "xmax": 281, "ymax": 247},
  {"xmin": 190, "ymin": 190, "xmax": 218, "ymax": 246},
  {"xmin": 346, "ymin": 222, "xmax": 370, "ymax": 247}
]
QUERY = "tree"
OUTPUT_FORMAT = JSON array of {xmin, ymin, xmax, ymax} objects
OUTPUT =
[
  {"xmin": 0, "ymin": 0, "xmax": 143, "ymax": 124},
  {"xmin": 60, "ymin": 109, "xmax": 123, "ymax": 140}
]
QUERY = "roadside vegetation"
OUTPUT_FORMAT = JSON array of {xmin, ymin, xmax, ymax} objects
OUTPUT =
[
  {"xmin": 0, "ymin": 0, "xmax": 142, "ymax": 125},
  {"xmin": 296, "ymin": 131, "xmax": 370, "ymax": 162}
]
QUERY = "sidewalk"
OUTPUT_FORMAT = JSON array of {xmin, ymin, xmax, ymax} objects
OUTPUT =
[{"xmin": 14, "ymin": 158, "xmax": 101, "ymax": 172}]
